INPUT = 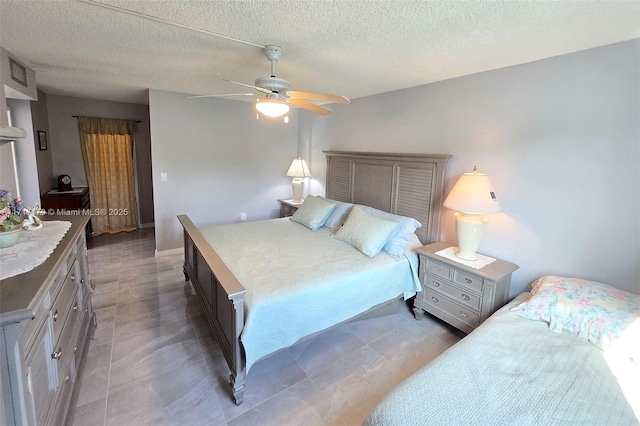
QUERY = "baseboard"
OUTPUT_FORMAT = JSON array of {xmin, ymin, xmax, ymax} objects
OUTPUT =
[
  {"xmin": 155, "ymin": 247, "xmax": 183, "ymax": 258},
  {"xmin": 139, "ymin": 222, "xmax": 154, "ymax": 229}
]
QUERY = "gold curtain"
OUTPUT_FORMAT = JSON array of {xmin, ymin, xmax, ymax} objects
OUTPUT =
[{"xmin": 78, "ymin": 117, "xmax": 138, "ymax": 235}]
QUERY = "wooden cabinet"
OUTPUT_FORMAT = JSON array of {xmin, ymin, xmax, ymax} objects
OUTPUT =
[
  {"xmin": 41, "ymin": 187, "xmax": 89, "ymax": 212},
  {"xmin": 278, "ymin": 199, "xmax": 303, "ymax": 218},
  {"xmin": 41, "ymin": 187, "xmax": 91, "ymax": 242},
  {"xmin": 413, "ymin": 242, "xmax": 518, "ymax": 333},
  {"xmin": 0, "ymin": 216, "xmax": 95, "ymax": 425}
]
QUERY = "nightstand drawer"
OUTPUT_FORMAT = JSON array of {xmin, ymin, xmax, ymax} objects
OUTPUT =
[
  {"xmin": 425, "ymin": 259, "xmax": 452, "ymax": 280},
  {"xmin": 453, "ymin": 270, "xmax": 484, "ymax": 292},
  {"xmin": 279, "ymin": 199, "xmax": 301, "ymax": 218},
  {"xmin": 424, "ymin": 275, "xmax": 481, "ymax": 310},
  {"xmin": 424, "ymin": 289, "xmax": 481, "ymax": 328},
  {"xmin": 281, "ymin": 204, "xmax": 295, "ymax": 217}
]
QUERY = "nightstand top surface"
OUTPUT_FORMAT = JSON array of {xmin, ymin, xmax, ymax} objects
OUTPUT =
[
  {"xmin": 416, "ymin": 241, "xmax": 519, "ymax": 281},
  {"xmin": 278, "ymin": 199, "xmax": 305, "ymax": 206}
]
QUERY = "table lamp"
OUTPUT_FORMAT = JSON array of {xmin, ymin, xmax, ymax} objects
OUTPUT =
[
  {"xmin": 442, "ymin": 166, "xmax": 501, "ymax": 260},
  {"xmin": 286, "ymin": 158, "xmax": 311, "ymax": 202}
]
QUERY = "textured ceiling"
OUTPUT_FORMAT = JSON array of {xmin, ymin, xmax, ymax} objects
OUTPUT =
[{"xmin": 0, "ymin": 0, "xmax": 638, "ymax": 105}]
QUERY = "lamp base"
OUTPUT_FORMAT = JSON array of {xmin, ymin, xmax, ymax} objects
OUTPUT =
[
  {"xmin": 291, "ymin": 178, "xmax": 305, "ymax": 202},
  {"xmin": 454, "ymin": 212, "xmax": 489, "ymax": 261}
]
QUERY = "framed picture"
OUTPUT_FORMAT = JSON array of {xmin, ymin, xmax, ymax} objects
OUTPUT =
[
  {"xmin": 38, "ymin": 131, "xmax": 48, "ymax": 151},
  {"xmin": 9, "ymin": 58, "xmax": 27, "ymax": 87}
]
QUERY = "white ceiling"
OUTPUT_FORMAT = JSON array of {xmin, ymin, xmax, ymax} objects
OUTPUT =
[{"xmin": 1, "ymin": 0, "xmax": 638, "ymax": 106}]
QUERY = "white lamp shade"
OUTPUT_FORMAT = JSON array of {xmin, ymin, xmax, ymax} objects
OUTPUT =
[
  {"xmin": 443, "ymin": 171, "xmax": 501, "ymax": 214},
  {"xmin": 256, "ymin": 99, "xmax": 290, "ymax": 118},
  {"xmin": 286, "ymin": 158, "xmax": 311, "ymax": 178}
]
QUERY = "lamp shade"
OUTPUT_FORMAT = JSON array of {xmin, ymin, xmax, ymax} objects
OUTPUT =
[
  {"xmin": 443, "ymin": 169, "xmax": 501, "ymax": 214},
  {"xmin": 256, "ymin": 99, "xmax": 290, "ymax": 118},
  {"xmin": 286, "ymin": 158, "xmax": 311, "ymax": 178}
]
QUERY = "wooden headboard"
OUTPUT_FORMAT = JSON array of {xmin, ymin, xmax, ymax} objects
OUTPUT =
[{"xmin": 324, "ymin": 151, "xmax": 451, "ymax": 244}]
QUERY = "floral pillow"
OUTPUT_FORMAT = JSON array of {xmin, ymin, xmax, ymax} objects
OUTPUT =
[{"xmin": 510, "ymin": 276, "xmax": 640, "ymax": 362}]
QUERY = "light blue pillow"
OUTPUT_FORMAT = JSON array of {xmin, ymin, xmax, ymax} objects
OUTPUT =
[
  {"xmin": 333, "ymin": 206, "xmax": 398, "ymax": 257},
  {"xmin": 318, "ymin": 197, "xmax": 354, "ymax": 231},
  {"xmin": 359, "ymin": 206, "xmax": 421, "ymax": 257},
  {"xmin": 290, "ymin": 195, "xmax": 336, "ymax": 231}
]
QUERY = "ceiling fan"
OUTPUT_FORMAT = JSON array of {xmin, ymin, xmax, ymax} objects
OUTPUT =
[
  {"xmin": 76, "ymin": 1, "xmax": 349, "ymax": 119},
  {"xmin": 189, "ymin": 45, "xmax": 350, "ymax": 119}
]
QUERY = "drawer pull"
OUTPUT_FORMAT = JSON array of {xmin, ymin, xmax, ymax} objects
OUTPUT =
[
  {"xmin": 435, "ymin": 267, "xmax": 442, "ymax": 271},
  {"xmin": 71, "ymin": 275, "xmax": 76, "ymax": 282},
  {"xmin": 460, "ymin": 311, "xmax": 469, "ymax": 318},
  {"xmin": 74, "ymin": 346, "xmax": 78, "ymax": 353},
  {"xmin": 51, "ymin": 349, "xmax": 62, "ymax": 360},
  {"xmin": 461, "ymin": 294, "xmax": 470, "ymax": 301},
  {"xmin": 65, "ymin": 375, "xmax": 70, "ymax": 383},
  {"xmin": 73, "ymin": 304, "xmax": 78, "ymax": 311},
  {"xmin": 465, "ymin": 278, "xmax": 472, "ymax": 284},
  {"xmin": 53, "ymin": 310, "xmax": 58, "ymax": 321},
  {"xmin": 432, "ymin": 281, "xmax": 440, "ymax": 287},
  {"xmin": 80, "ymin": 279, "xmax": 85, "ymax": 284},
  {"xmin": 431, "ymin": 296, "xmax": 439, "ymax": 303}
]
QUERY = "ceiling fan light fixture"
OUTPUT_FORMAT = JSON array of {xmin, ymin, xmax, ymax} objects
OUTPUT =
[{"xmin": 255, "ymin": 98, "xmax": 290, "ymax": 118}]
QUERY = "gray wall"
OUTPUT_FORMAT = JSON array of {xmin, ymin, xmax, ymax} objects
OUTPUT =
[
  {"xmin": 30, "ymin": 90, "xmax": 54, "ymax": 195},
  {"xmin": 46, "ymin": 95, "xmax": 154, "ymax": 226},
  {"xmin": 149, "ymin": 89, "xmax": 298, "ymax": 252},
  {"xmin": 303, "ymin": 39, "xmax": 640, "ymax": 296}
]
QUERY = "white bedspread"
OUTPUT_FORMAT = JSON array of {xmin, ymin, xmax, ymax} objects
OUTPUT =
[
  {"xmin": 200, "ymin": 218, "xmax": 421, "ymax": 371},
  {"xmin": 364, "ymin": 293, "xmax": 640, "ymax": 426}
]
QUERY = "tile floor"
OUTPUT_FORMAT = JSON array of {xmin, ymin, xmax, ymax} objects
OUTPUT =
[{"xmin": 72, "ymin": 228, "xmax": 464, "ymax": 426}]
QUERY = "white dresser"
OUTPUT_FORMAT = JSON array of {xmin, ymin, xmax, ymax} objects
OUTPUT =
[{"xmin": 0, "ymin": 216, "xmax": 95, "ymax": 425}]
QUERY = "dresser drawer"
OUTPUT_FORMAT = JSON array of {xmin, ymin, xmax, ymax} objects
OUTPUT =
[
  {"xmin": 50, "ymin": 357, "xmax": 76, "ymax": 426},
  {"xmin": 424, "ymin": 274, "xmax": 481, "ymax": 311},
  {"xmin": 24, "ymin": 321, "xmax": 56, "ymax": 425},
  {"xmin": 73, "ymin": 305, "xmax": 92, "ymax": 369},
  {"xmin": 51, "ymin": 298, "xmax": 82, "ymax": 387},
  {"xmin": 453, "ymin": 270, "xmax": 484, "ymax": 292},
  {"xmin": 424, "ymin": 289, "xmax": 481, "ymax": 328},
  {"xmin": 425, "ymin": 258, "xmax": 452, "ymax": 280},
  {"xmin": 19, "ymin": 281, "xmax": 58, "ymax": 359},
  {"xmin": 50, "ymin": 265, "xmax": 79, "ymax": 345},
  {"xmin": 62, "ymin": 237, "xmax": 80, "ymax": 276}
]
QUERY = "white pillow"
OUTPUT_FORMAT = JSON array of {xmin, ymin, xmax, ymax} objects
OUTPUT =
[
  {"xmin": 290, "ymin": 195, "xmax": 336, "ymax": 231},
  {"xmin": 333, "ymin": 206, "xmax": 398, "ymax": 257}
]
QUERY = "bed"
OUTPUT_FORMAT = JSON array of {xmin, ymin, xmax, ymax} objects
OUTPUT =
[
  {"xmin": 364, "ymin": 276, "xmax": 640, "ymax": 425},
  {"xmin": 178, "ymin": 151, "xmax": 451, "ymax": 405}
]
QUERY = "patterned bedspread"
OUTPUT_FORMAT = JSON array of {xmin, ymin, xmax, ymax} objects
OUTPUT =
[
  {"xmin": 201, "ymin": 218, "xmax": 422, "ymax": 371},
  {"xmin": 364, "ymin": 293, "xmax": 640, "ymax": 425}
]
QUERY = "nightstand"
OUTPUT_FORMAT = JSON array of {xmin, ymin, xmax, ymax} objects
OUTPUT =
[
  {"xmin": 278, "ymin": 199, "xmax": 303, "ymax": 218},
  {"xmin": 413, "ymin": 241, "xmax": 519, "ymax": 333}
]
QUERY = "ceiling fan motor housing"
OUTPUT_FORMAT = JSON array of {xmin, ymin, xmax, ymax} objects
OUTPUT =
[{"xmin": 255, "ymin": 76, "xmax": 291, "ymax": 93}]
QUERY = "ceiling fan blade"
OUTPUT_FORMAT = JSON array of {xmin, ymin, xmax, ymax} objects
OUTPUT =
[
  {"xmin": 224, "ymin": 79, "xmax": 273, "ymax": 94},
  {"xmin": 187, "ymin": 93, "xmax": 255, "ymax": 99},
  {"xmin": 287, "ymin": 90, "xmax": 350, "ymax": 105},
  {"xmin": 287, "ymin": 98, "xmax": 334, "ymax": 116}
]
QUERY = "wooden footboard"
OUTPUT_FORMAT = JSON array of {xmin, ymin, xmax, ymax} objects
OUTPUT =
[{"xmin": 177, "ymin": 215, "xmax": 247, "ymax": 405}]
